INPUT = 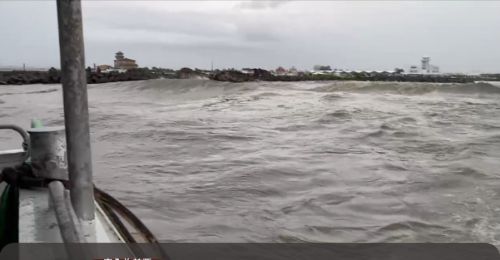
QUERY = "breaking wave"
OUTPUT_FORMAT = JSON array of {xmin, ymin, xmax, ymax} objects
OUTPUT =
[
  {"xmin": 86, "ymin": 79, "xmax": 500, "ymax": 99},
  {"xmin": 310, "ymin": 81, "xmax": 500, "ymax": 95},
  {"xmin": 97, "ymin": 79, "xmax": 258, "ymax": 96}
]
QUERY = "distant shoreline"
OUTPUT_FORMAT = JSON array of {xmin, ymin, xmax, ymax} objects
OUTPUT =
[
  {"xmin": 0, "ymin": 68, "xmax": 157, "ymax": 85},
  {"xmin": 2, "ymin": 68, "xmax": 500, "ymax": 86},
  {"xmin": 208, "ymin": 69, "xmax": 500, "ymax": 84}
]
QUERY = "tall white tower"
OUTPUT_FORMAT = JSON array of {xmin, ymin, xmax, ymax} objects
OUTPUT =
[{"xmin": 421, "ymin": 56, "xmax": 430, "ymax": 73}]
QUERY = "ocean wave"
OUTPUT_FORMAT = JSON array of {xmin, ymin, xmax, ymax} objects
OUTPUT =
[
  {"xmin": 90, "ymin": 78, "xmax": 500, "ymax": 98},
  {"xmin": 377, "ymin": 220, "xmax": 446, "ymax": 232},
  {"xmin": 451, "ymin": 167, "xmax": 489, "ymax": 178},
  {"xmin": 250, "ymin": 92, "xmax": 281, "ymax": 100},
  {"xmin": 316, "ymin": 110, "xmax": 353, "ymax": 124},
  {"xmin": 98, "ymin": 127, "xmax": 255, "ymax": 144},
  {"xmin": 274, "ymin": 124, "xmax": 316, "ymax": 132},
  {"xmin": 362, "ymin": 128, "xmax": 420, "ymax": 139},
  {"xmin": 320, "ymin": 93, "xmax": 343, "ymax": 101},
  {"xmin": 0, "ymin": 88, "xmax": 59, "ymax": 96},
  {"xmin": 310, "ymin": 81, "xmax": 500, "ymax": 95},
  {"xmin": 107, "ymin": 78, "xmax": 259, "ymax": 95}
]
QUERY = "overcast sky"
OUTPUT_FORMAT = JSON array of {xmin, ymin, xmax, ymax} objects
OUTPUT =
[{"xmin": 1, "ymin": 1, "xmax": 500, "ymax": 73}]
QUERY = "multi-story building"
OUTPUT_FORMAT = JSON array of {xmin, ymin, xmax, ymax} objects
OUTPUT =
[
  {"xmin": 114, "ymin": 51, "xmax": 138, "ymax": 70},
  {"xmin": 408, "ymin": 56, "xmax": 440, "ymax": 74},
  {"xmin": 275, "ymin": 66, "xmax": 287, "ymax": 75},
  {"xmin": 409, "ymin": 65, "xmax": 419, "ymax": 74}
]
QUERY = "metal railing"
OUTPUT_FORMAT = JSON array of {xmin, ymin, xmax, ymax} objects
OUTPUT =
[{"xmin": 0, "ymin": 124, "xmax": 30, "ymax": 160}]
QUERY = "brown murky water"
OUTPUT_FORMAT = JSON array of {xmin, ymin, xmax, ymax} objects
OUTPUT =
[{"xmin": 1, "ymin": 79, "xmax": 500, "ymax": 244}]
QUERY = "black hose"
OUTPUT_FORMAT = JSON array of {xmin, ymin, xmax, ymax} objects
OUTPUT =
[{"xmin": 94, "ymin": 186, "xmax": 171, "ymax": 260}]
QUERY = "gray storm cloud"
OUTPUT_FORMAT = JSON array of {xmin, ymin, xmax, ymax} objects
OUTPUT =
[
  {"xmin": 1, "ymin": 1, "xmax": 500, "ymax": 73},
  {"xmin": 236, "ymin": 0, "xmax": 291, "ymax": 10}
]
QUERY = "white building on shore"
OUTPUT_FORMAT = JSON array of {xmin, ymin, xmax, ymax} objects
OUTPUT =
[{"xmin": 408, "ymin": 56, "xmax": 440, "ymax": 74}]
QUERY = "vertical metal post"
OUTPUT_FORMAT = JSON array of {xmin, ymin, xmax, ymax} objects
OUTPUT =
[{"xmin": 56, "ymin": 0, "xmax": 95, "ymax": 221}]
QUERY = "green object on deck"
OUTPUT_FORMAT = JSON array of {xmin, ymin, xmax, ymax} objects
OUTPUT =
[
  {"xmin": 31, "ymin": 119, "xmax": 44, "ymax": 129},
  {"xmin": 0, "ymin": 184, "xmax": 19, "ymax": 251}
]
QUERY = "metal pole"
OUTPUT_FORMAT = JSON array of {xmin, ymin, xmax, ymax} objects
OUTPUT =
[{"xmin": 56, "ymin": 0, "xmax": 95, "ymax": 221}]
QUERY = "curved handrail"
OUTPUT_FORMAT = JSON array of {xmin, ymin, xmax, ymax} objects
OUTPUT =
[{"xmin": 0, "ymin": 124, "xmax": 30, "ymax": 160}]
